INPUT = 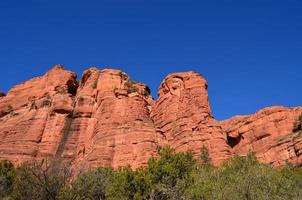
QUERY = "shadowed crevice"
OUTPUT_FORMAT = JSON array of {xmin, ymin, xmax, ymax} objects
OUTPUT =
[{"xmin": 227, "ymin": 133, "xmax": 243, "ymax": 148}]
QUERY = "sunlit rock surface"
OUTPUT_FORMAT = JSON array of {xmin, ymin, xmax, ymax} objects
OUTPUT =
[{"xmin": 0, "ymin": 65, "xmax": 301, "ymax": 170}]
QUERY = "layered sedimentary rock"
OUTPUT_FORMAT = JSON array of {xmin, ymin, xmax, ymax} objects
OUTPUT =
[
  {"xmin": 73, "ymin": 68, "xmax": 163, "ymax": 170},
  {"xmin": 0, "ymin": 66, "xmax": 162, "ymax": 170},
  {"xmin": 0, "ymin": 65, "xmax": 78, "ymax": 165},
  {"xmin": 0, "ymin": 65, "xmax": 301, "ymax": 170},
  {"xmin": 221, "ymin": 106, "xmax": 302, "ymax": 167},
  {"xmin": 151, "ymin": 72, "xmax": 232, "ymax": 165}
]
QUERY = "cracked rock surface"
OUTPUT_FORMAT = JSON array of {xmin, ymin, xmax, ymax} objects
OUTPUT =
[{"xmin": 0, "ymin": 65, "xmax": 301, "ymax": 171}]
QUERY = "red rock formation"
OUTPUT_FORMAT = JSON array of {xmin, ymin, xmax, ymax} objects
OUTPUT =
[
  {"xmin": 0, "ymin": 66, "xmax": 162, "ymax": 170},
  {"xmin": 0, "ymin": 65, "xmax": 301, "ymax": 170},
  {"xmin": 0, "ymin": 65, "xmax": 78, "ymax": 165},
  {"xmin": 221, "ymin": 106, "xmax": 302, "ymax": 167},
  {"xmin": 72, "ymin": 68, "xmax": 163, "ymax": 170},
  {"xmin": 151, "ymin": 72, "xmax": 232, "ymax": 165}
]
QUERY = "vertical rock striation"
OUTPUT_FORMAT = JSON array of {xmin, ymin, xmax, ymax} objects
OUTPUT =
[
  {"xmin": 0, "ymin": 65, "xmax": 78, "ymax": 165},
  {"xmin": 0, "ymin": 65, "xmax": 301, "ymax": 170},
  {"xmin": 221, "ymin": 106, "xmax": 302, "ymax": 167},
  {"xmin": 73, "ymin": 68, "xmax": 163, "ymax": 170},
  {"xmin": 151, "ymin": 72, "xmax": 232, "ymax": 165}
]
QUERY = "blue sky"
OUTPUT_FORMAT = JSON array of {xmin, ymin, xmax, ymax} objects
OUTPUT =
[{"xmin": 0, "ymin": 0, "xmax": 301, "ymax": 120}]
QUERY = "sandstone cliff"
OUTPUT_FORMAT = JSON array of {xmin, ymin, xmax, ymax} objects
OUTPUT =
[
  {"xmin": 221, "ymin": 106, "xmax": 302, "ymax": 167},
  {"xmin": 0, "ymin": 65, "xmax": 301, "ymax": 170},
  {"xmin": 151, "ymin": 72, "xmax": 232, "ymax": 165}
]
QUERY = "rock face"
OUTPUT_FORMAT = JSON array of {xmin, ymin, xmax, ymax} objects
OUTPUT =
[
  {"xmin": 151, "ymin": 72, "xmax": 232, "ymax": 165},
  {"xmin": 0, "ymin": 65, "xmax": 301, "ymax": 170},
  {"xmin": 221, "ymin": 106, "xmax": 302, "ymax": 167},
  {"xmin": 0, "ymin": 66, "xmax": 162, "ymax": 170},
  {"xmin": 0, "ymin": 65, "xmax": 78, "ymax": 166},
  {"xmin": 72, "ymin": 68, "xmax": 163, "ymax": 170}
]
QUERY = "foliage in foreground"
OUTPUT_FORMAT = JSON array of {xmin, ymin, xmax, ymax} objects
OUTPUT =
[{"xmin": 1, "ymin": 147, "xmax": 302, "ymax": 200}]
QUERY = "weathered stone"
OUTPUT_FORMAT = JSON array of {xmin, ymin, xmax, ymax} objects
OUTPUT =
[
  {"xmin": 0, "ymin": 66, "xmax": 301, "ymax": 171},
  {"xmin": 73, "ymin": 68, "xmax": 163, "ymax": 170},
  {"xmin": 221, "ymin": 106, "xmax": 302, "ymax": 167},
  {"xmin": 0, "ymin": 65, "xmax": 78, "ymax": 165},
  {"xmin": 151, "ymin": 72, "xmax": 233, "ymax": 165}
]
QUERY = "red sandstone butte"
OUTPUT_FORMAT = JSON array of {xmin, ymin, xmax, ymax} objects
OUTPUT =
[
  {"xmin": 72, "ymin": 68, "xmax": 163, "ymax": 170},
  {"xmin": 150, "ymin": 72, "xmax": 232, "ymax": 165},
  {"xmin": 0, "ymin": 65, "xmax": 301, "ymax": 170}
]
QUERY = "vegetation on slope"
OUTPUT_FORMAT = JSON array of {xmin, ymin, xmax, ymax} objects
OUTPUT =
[{"xmin": 1, "ymin": 147, "xmax": 302, "ymax": 200}]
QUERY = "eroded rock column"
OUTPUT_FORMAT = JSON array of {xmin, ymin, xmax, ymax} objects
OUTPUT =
[
  {"xmin": 74, "ymin": 68, "xmax": 163, "ymax": 170},
  {"xmin": 151, "ymin": 72, "xmax": 232, "ymax": 165}
]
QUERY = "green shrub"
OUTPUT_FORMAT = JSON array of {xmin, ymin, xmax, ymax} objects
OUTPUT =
[
  {"xmin": 200, "ymin": 146, "xmax": 211, "ymax": 165},
  {"xmin": 125, "ymin": 80, "xmax": 138, "ymax": 86},
  {"xmin": 143, "ymin": 86, "xmax": 151, "ymax": 96},
  {"xmin": 127, "ymin": 87, "xmax": 138, "ymax": 93},
  {"xmin": 106, "ymin": 166, "xmax": 138, "ymax": 200},
  {"xmin": 212, "ymin": 154, "xmax": 302, "ymax": 200},
  {"xmin": 66, "ymin": 167, "xmax": 112, "ymax": 200},
  {"xmin": 12, "ymin": 163, "xmax": 70, "ymax": 200},
  {"xmin": 3, "ymin": 147, "xmax": 302, "ymax": 200},
  {"xmin": 124, "ymin": 80, "xmax": 138, "ymax": 94},
  {"xmin": 119, "ymin": 72, "xmax": 128, "ymax": 81},
  {"xmin": 106, "ymin": 166, "xmax": 154, "ymax": 200},
  {"xmin": 148, "ymin": 147, "xmax": 195, "ymax": 187},
  {"xmin": 298, "ymin": 114, "xmax": 302, "ymax": 122},
  {"xmin": 147, "ymin": 147, "xmax": 195, "ymax": 200},
  {"xmin": 92, "ymin": 79, "xmax": 98, "ymax": 89},
  {"xmin": 293, "ymin": 113, "xmax": 302, "ymax": 133},
  {"xmin": 0, "ymin": 160, "xmax": 15, "ymax": 198},
  {"xmin": 113, "ymin": 87, "xmax": 118, "ymax": 93}
]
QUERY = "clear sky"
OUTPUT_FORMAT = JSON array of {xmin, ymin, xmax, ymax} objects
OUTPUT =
[{"xmin": 0, "ymin": 0, "xmax": 301, "ymax": 120}]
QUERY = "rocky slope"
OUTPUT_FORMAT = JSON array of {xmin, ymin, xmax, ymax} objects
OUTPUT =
[{"xmin": 0, "ymin": 65, "xmax": 301, "ymax": 170}]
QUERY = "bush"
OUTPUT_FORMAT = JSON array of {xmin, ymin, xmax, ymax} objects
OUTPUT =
[
  {"xmin": 148, "ymin": 147, "xmax": 195, "ymax": 187},
  {"xmin": 65, "ymin": 167, "xmax": 112, "ymax": 200},
  {"xmin": 2, "ymin": 147, "xmax": 302, "ymax": 200},
  {"xmin": 0, "ymin": 160, "xmax": 15, "ymax": 198},
  {"xmin": 12, "ymin": 163, "xmax": 70, "ymax": 200},
  {"xmin": 119, "ymin": 72, "xmax": 128, "ymax": 81},
  {"xmin": 106, "ymin": 147, "xmax": 196, "ymax": 200},
  {"xmin": 299, "ymin": 114, "xmax": 302, "ymax": 122},
  {"xmin": 143, "ymin": 86, "xmax": 151, "ymax": 96},
  {"xmin": 293, "ymin": 113, "xmax": 302, "ymax": 133},
  {"xmin": 124, "ymin": 80, "xmax": 139, "ymax": 94},
  {"xmin": 127, "ymin": 87, "xmax": 138, "ymax": 94},
  {"xmin": 92, "ymin": 79, "xmax": 98, "ymax": 89},
  {"xmin": 210, "ymin": 154, "xmax": 302, "ymax": 200},
  {"xmin": 106, "ymin": 167, "xmax": 139, "ymax": 200}
]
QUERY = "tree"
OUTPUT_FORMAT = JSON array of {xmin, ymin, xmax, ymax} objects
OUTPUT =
[
  {"xmin": 213, "ymin": 154, "xmax": 302, "ymax": 200},
  {"xmin": 185, "ymin": 151, "xmax": 216, "ymax": 200},
  {"xmin": 3, "ymin": 147, "xmax": 302, "ymax": 200},
  {"xmin": 66, "ymin": 167, "xmax": 112, "ymax": 200},
  {"xmin": 105, "ymin": 166, "xmax": 137, "ymax": 200},
  {"xmin": 12, "ymin": 161, "xmax": 70, "ymax": 200},
  {"xmin": 147, "ymin": 147, "xmax": 196, "ymax": 200},
  {"xmin": 200, "ymin": 146, "xmax": 211, "ymax": 165}
]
